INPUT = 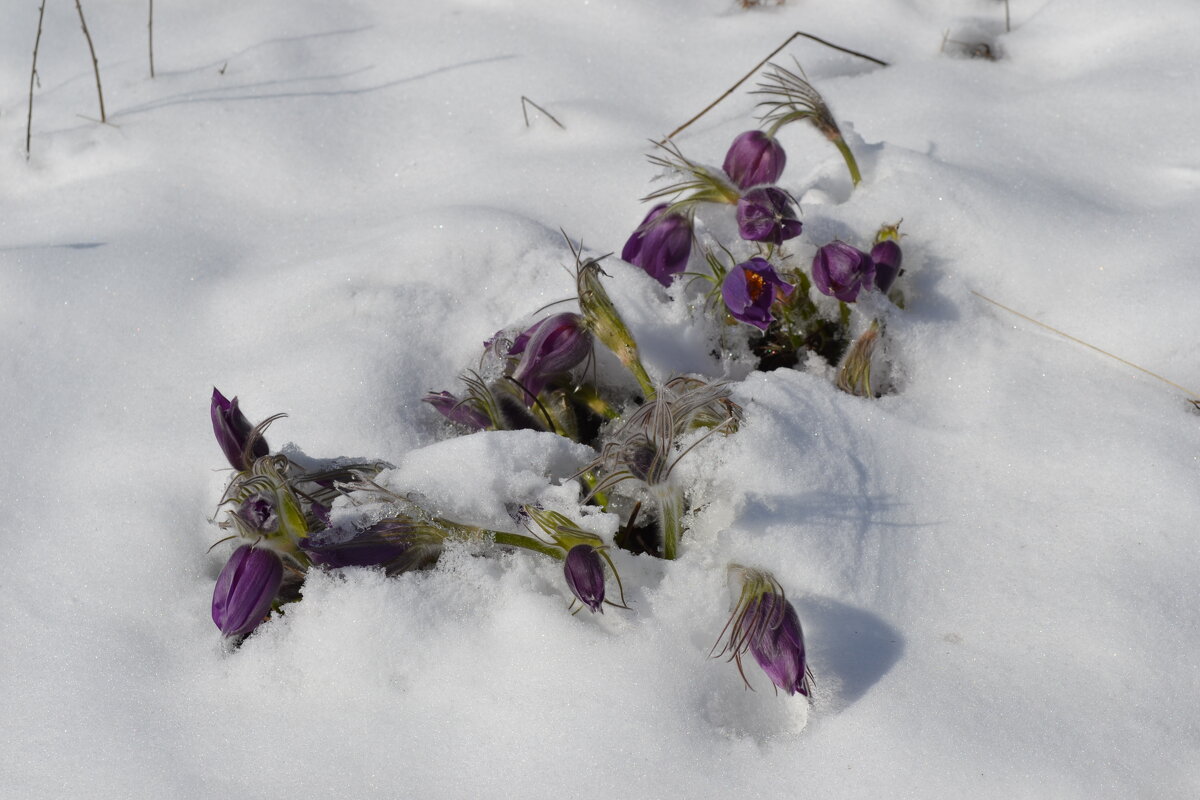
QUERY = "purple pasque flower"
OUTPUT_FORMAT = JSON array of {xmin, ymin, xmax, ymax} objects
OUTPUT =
[
  {"xmin": 721, "ymin": 257, "xmax": 794, "ymax": 330},
  {"xmin": 723, "ymin": 130, "xmax": 787, "ymax": 190},
  {"xmin": 743, "ymin": 591, "xmax": 811, "ymax": 697},
  {"xmin": 563, "ymin": 544, "xmax": 606, "ymax": 613},
  {"xmin": 423, "ymin": 391, "xmax": 490, "ymax": 431},
  {"xmin": 736, "ymin": 187, "xmax": 803, "ymax": 245},
  {"xmin": 211, "ymin": 388, "xmax": 270, "ymax": 471},
  {"xmin": 301, "ymin": 517, "xmax": 442, "ymax": 574},
  {"xmin": 509, "ymin": 313, "xmax": 591, "ymax": 401},
  {"xmin": 211, "ymin": 544, "xmax": 283, "ymax": 638},
  {"xmin": 621, "ymin": 204, "xmax": 693, "ymax": 287},
  {"xmin": 712, "ymin": 565, "xmax": 812, "ymax": 698},
  {"xmin": 811, "ymin": 241, "xmax": 876, "ymax": 303},
  {"xmin": 870, "ymin": 239, "xmax": 903, "ymax": 294}
]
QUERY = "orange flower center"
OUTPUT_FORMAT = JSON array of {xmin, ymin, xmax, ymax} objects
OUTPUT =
[{"xmin": 743, "ymin": 268, "xmax": 766, "ymax": 302}]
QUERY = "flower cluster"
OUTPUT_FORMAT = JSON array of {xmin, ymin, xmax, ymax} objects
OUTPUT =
[{"xmin": 205, "ymin": 59, "xmax": 915, "ymax": 709}]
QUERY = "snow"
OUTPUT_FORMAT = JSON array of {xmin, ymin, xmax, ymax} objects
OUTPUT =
[{"xmin": 3, "ymin": 0, "xmax": 1200, "ymax": 797}]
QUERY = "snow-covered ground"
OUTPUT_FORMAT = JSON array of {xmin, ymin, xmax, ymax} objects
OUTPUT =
[{"xmin": 3, "ymin": 1, "xmax": 1199, "ymax": 797}]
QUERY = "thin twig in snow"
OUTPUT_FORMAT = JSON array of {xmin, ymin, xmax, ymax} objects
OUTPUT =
[
  {"xmin": 521, "ymin": 96, "xmax": 565, "ymax": 129},
  {"xmin": 971, "ymin": 290, "xmax": 1200, "ymax": 400},
  {"xmin": 149, "ymin": 0, "xmax": 156, "ymax": 78},
  {"xmin": 74, "ymin": 0, "xmax": 107, "ymax": 123},
  {"xmin": 26, "ymin": 0, "xmax": 47, "ymax": 158},
  {"xmin": 662, "ymin": 30, "xmax": 887, "ymax": 142}
]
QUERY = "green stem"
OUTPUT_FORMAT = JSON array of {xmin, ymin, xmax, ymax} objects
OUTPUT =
[
  {"xmin": 489, "ymin": 531, "xmax": 564, "ymax": 560},
  {"xmin": 832, "ymin": 136, "xmax": 862, "ymax": 187},
  {"xmin": 656, "ymin": 485, "xmax": 685, "ymax": 561},
  {"xmin": 580, "ymin": 470, "xmax": 610, "ymax": 510},
  {"xmin": 624, "ymin": 353, "xmax": 657, "ymax": 401}
]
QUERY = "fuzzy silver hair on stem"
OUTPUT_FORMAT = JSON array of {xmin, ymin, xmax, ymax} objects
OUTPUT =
[{"xmin": 753, "ymin": 61, "xmax": 862, "ymax": 186}]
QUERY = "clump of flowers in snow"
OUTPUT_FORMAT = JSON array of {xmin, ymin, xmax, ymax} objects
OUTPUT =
[{"xmin": 204, "ymin": 57, "xmax": 915, "ymax": 722}]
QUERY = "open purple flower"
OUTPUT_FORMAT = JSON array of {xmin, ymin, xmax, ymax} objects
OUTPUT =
[
  {"xmin": 812, "ymin": 241, "xmax": 876, "ymax": 303},
  {"xmin": 870, "ymin": 239, "xmax": 903, "ymax": 294},
  {"xmin": 423, "ymin": 391, "xmax": 490, "ymax": 431},
  {"xmin": 736, "ymin": 187, "xmax": 803, "ymax": 245},
  {"xmin": 621, "ymin": 204, "xmax": 693, "ymax": 287},
  {"xmin": 721, "ymin": 257, "xmax": 794, "ymax": 330},
  {"xmin": 723, "ymin": 130, "xmax": 787, "ymax": 190},
  {"xmin": 211, "ymin": 544, "xmax": 283, "ymax": 638},
  {"xmin": 211, "ymin": 388, "xmax": 270, "ymax": 471},
  {"xmin": 564, "ymin": 544, "xmax": 606, "ymax": 613},
  {"xmin": 510, "ymin": 313, "xmax": 591, "ymax": 401}
]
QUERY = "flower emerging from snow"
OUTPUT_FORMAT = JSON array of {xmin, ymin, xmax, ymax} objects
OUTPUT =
[
  {"xmin": 300, "ymin": 516, "xmax": 444, "ymax": 575},
  {"xmin": 211, "ymin": 388, "xmax": 274, "ymax": 471},
  {"xmin": 723, "ymin": 130, "xmax": 787, "ymax": 190},
  {"xmin": 563, "ymin": 544, "xmax": 607, "ymax": 613},
  {"xmin": 736, "ymin": 187, "xmax": 803, "ymax": 245},
  {"xmin": 621, "ymin": 204, "xmax": 694, "ymax": 287},
  {"xmin": 870, "ymin": 222, "xmax": 904, "ymax": 294},
  {"xmin": 721, "ymin": 257, "xmax": 794, "ymax": 330},
  {"xmin": 712, "ymin": 565, "xmax": 813, "ymax": 698},
  {"xmin": 509, "ymin": 312, "xmax": 592, "ymax": 400},
  {"xmin": 211, "ymin": 544, "xmax": 283, "ymax": 638},
  {"xmin": 423, "ymin": 390, "xmax": 492, "ymax": 431},
  {"xmin": 811, "ymin": 241, "xmax": 876, "ymax": 303}
]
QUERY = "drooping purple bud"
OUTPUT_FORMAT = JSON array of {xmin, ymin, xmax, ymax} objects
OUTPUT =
[
  {"xmin": 811, "ymin": 241, "xmax": 876, "ymax": 303},
  {"xmin": 510, "ymin": 313, "xmax": 591, "ymax": 401},
  {"xmin": 211, "ymin": 545, "xmax": 283, "ymax": 638},
  {"xmin": 743, "ymin": 591, "xmax": 811, "ymax": 697},
  {"xmin": 723, "ymin": 130, "xmax": 787, "ymax": 190},
  {"xmin": 621, "ymin": 204, "xmax": 693, "ymax": 287},
  {"xmin": 870, "ymin": 239, "xmax": 903, "ymax": 294},
  {"xmin": 563, "ymin": 544, "xmax": 606, "ymax": 613},
  {"xmin": 721, "ymin": 257, "xmax": 794, "ymax": 331},
  {"xmin": 736, "ymin": 187, "xmax": 803, "ymax": 245},
  {"xmin": 211, "ymin": 388, "xmax": 270, "ymax": 471},
  {"xmin": 423, "ymin": 391, "xmax": 490, "ymax": 431},
  {"xmin": 301, "ymin": 518, "xmax": 435, "ymax": 573}
]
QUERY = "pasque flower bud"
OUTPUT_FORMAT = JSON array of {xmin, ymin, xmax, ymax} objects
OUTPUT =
[
  {"xmin": 723, "ymin": 130, "xmax": 787, "ymax": 190},
  {"xmin": 211, "ymin": 545, "xmax": 283, "ymax": 638},
  {"xmin": 621, "ymin": 204, "xmax": 693, "ymax": 287},
  {"xmin": 211, "ymin": 388, "xmax": 269, "ymax": 471},
  {"xmin": 563, "ymin": 544, "xmax": 606, "ymax": 613},
  {"xmin": 510, "ymin": 313, "xmax": 591, "ymax": 400},
  {"xmin": 811, "ymin": 241, "xmax": 875, "ymax": 303}
]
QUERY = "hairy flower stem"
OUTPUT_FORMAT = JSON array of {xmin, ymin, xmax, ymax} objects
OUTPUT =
[
  {"xmin": 656, "ymin": 485, "xmax": 686, "ymax": 560},
  {"xmin": 491, "ymin": 531, "xmax": 565, "ymax": 560},
  {"xmin": 627, "ymin": 358, "xmax": 657, "ymax": 402},
  {"xmin": 831, "ymin": 136, "xmax": 862, "ymax": 186}
]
